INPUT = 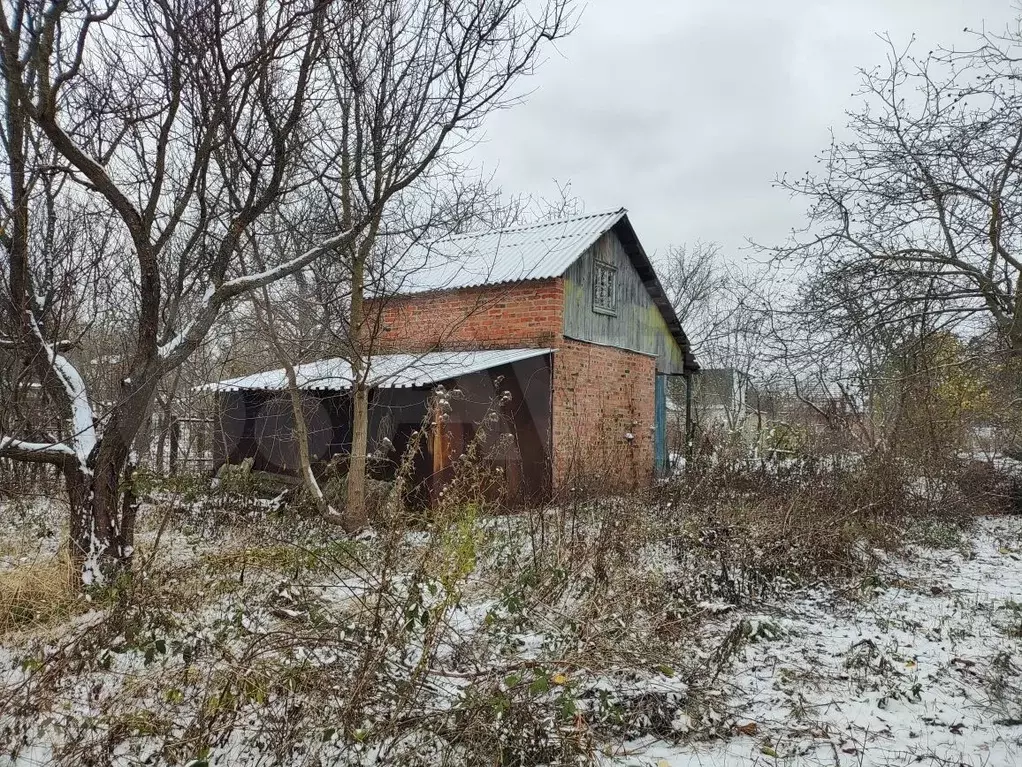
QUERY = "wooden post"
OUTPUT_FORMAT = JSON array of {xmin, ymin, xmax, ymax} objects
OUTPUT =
[
  {"xmin": 684, "ymin": 372, "xmax": 694, "ymax": 468},
  {"xmin": 430, "ymin": 399, "xmax": 449, "ymax": 504}
]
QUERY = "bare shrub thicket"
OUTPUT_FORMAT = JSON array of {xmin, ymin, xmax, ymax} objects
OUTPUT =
[
  {"xmin": 2, "ymin": 374, "xmax": 1011, "ymax": 765},
  {"xmin": 0, "ymin": 394, "xmax": 585, "ymax": 764}
]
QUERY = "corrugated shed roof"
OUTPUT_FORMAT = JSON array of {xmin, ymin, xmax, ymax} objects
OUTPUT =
[
  {"xmin": 201, "ymin": 348, "xmax": 553, "ymax": 393},
  {"xmin": 380, "ymin": 208, "xmax": 698, "ymax": 372},
  {"xmin": 387, "ymin": 208, "xmax": 627, "ymax": 295}
]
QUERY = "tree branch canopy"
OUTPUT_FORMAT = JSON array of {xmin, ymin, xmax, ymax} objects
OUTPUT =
[
  {"xmin": 0, "ymin": 0, "xmax": 574, "ymax": 581},
  {"xmin": 774, "ymin": 25, "xmax": 1022, "ymax": 357}
]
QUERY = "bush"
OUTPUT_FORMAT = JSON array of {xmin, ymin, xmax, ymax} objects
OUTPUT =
[
  {"xmin": 654, "ymin": 449, "xmax": 976, "ymax": 599},
  {"xmin": 956, "ymin": 459, "xmax": 1022, "ymax": 515}
]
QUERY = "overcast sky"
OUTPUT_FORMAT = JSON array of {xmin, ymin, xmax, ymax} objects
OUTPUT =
[{"xmin": 471, "ymin": 0, "xmax": 1020, "ymax": 261}]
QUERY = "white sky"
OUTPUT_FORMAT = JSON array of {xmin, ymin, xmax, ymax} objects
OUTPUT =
[{"xmin": 470, "ymin": 0, "xmax": 1020, "ymax": 261}]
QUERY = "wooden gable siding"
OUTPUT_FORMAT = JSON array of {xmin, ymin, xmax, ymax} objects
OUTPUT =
[{"xmin": 562, "ymin": 230, "xmax": 687, "ymax": 374}]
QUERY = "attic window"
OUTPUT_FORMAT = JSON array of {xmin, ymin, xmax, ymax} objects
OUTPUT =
[{"xmin": 593, "ymin": 261, "xmax": 617, "ymax": 315}]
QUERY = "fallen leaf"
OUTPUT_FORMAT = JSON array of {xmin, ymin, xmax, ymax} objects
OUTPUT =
[{"xmin": 736, "ymin": 722, "xmax": 758, "ymax": 736}]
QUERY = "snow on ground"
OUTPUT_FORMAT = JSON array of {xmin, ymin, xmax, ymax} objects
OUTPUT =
[
  {"xmin": 0, "ymin": 498, "xmax": 62, "ymax": 572},
  {"xmin": 2, "ymin": 498, "xmax": 1022, "ymax": 766},
  {"xmin": 614, "ymin": 515, "xmax": 1022, "ymax": 766}
]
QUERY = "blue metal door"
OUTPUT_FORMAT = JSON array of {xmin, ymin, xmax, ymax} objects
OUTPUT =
[{"xmin": 654, "ymin": 374, "xmax": 668, "ymax": 477}]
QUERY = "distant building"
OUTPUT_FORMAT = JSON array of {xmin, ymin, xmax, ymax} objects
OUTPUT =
[
  {"xmin": 665, "ymin": 368, "xmax": 761, "ymax": 455},
  {"xmin": 692, "ymin": 368, "xmax": 755, "ymax": 431}
]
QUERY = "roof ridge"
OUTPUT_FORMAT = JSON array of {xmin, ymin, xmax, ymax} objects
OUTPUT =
[
  {"xmin": 432, "ymin": 207, "xmax": 626, "ymax": 246},
  {"xmin": 433, "ymin": 227, "xmax": 619, "ymax": 265}
]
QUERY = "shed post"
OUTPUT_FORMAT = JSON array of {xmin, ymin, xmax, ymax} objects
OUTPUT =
[
  {"xmin": 654, "ymin": 374, "xmax": 668, "ymax": 477},
  {"xmin": 684, "ymin": 371, "xmax": 694, "ymax": 468}
]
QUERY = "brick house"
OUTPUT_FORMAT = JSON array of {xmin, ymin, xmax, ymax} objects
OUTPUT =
[{"xmin": 208, "ymin": 209, "xmax": 698, "ymax": 502}]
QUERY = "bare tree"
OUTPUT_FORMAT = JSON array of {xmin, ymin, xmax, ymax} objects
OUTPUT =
[
  {"xmin": 310, "ymin": 0, "xmax": 573, "ymax": 529},
  {"xmin": 661, "ymin": 242, "xmax": 733, "ymax": 358},
  {"xmin": 0, "ymin": 0, "xmax": 363, "ymax": 583},
  {"xmin": 773, "ymin": 20, "xmax": 1022, "ymax": 364},
  {"xmin": 0, "ymin": 0, "xmax": 572, "ymax": 583}
]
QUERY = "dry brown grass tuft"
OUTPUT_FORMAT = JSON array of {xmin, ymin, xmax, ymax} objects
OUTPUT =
[{"xmin": 0, "ymin": 553, "xmax": 80, "ymax": 635}]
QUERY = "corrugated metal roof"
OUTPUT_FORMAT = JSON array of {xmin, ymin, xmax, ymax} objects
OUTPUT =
[
  {"xmin": 201, "ymin": 348, "xmax": 553, "ymax": 393},
  {"xmin": 387, "ymin": 208, "xmax": 627, "ymax": 295}
]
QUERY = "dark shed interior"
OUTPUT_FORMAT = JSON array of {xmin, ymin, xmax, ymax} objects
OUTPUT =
[{"xmin": 213, "ymin": 353, "xmax": 553, "ymax": 506}]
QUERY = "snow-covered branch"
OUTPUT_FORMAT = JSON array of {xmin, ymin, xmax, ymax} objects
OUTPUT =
[
  {"xmin": 0, "ymin": 436, "xmax": 75, "ymax": 465},
  {"xmin": 50, "ymin": 353, "xmax": 98, "ymax": 467},
  {"xmin": 158, "ymin": 229, "xmax": 354, "ymax": 372},
  {"xmin": 26, "ymin": 311, "xmax": 98, "ymax": 469},
  {"xmin": 0, "ymin": 337, "xmax": 77, "ymax": 351}
]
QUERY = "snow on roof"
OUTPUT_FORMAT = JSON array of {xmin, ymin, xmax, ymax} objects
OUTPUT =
[
  {"xmin": 385, "ymin": 208, "xmax": 627, "ymax": 296},
  {"xmin": 200, "ymin": 348, "xmax": 553, "ymax": 393}
]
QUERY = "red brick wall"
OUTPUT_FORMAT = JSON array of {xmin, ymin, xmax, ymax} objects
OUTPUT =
[
  {"xmin": 367, "ymin": 279, "xmax": 564, "ymax": 353},
  {"xmin": 551, "ymin": 340, "xmax": 655, "ymax": 493},
  {"xmin": 365, "ymin": 279, "xmax": 656, "ymax": 496}
]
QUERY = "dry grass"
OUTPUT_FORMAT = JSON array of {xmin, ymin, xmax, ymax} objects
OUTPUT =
[{"xmin": 0, "ymin": 553, "xmax": 80, "ymax": 635}]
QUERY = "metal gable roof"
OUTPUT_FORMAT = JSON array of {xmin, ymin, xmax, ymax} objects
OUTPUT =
[
  {"xmin": 383, "ymin": 208, "xmax": 699, "ymax": 372},
  {"xmin": 386, "ymin": 208, "xmax": 627, "ymax": 295},
  {"xmin": 201, "ymin": 348, "xmax": 554, "ymax": 393}
]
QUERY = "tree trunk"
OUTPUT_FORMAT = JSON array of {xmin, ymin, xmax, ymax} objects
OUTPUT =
[
  {"xmin": 345, "ymin": 381, "xmax": 370, "ymax": 531},
  {"xmin": 169, "ymin": 415, "xmax": 180, "ymax": 476},
  {"xmin": 135, "ymin": 409, "xmax": 155, "ymax": 470},
  {"xmin": 285, "ymin": 373, "xmax": 333, "ymax": 517},
  {"xmin": 155, "ymin": 410, "xmax": 167, "ymax": 473},
  {"xmin": 64, "ymin": 464, "xmax": 93, "ymax": 581},
  {"xmin": 84, "ymin": 437, "xmax": 134, "ymax": 584},
  {"xmin": 251, "ymin": 279, "xmax": 338, "ymax": 521},
  {"xmin": 68, "ymin": 382, "xmax": 153, "ymax": 586},
  {"xmin": 343, "ymin": 224, "xmax": 375, "ymax": 532},
  {"xmin": 64, "ymin": 455, "xmax": 131, "ymax": 587}
]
